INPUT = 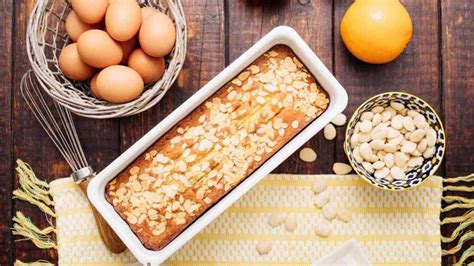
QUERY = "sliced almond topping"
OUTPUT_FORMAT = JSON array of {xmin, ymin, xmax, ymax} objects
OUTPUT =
[
  {"xmin": 268, "ymin": 51, "xmax": 278, "ymax": 57},
  {"xmin": 204, "ymin": 197, "xmax": 212, "ymax": 204},
  {"xmin": 137, "ymin": 213, "xmax": 147, "ymax": 224},
  {"xmin": 249, "ymin": 65, "xmax": 260, "ymax": 74},
  {"xmin": 231, "ymin": 78, "xmax": 242, "ymax": 86},
  {"xmin": 175, "ymin": 218, "xmax": 186, "ymax": 225},
  {"xmin": 129, "ymin": 166, "xmax": 140, "ymax": 175},
  {"xmin": 238, "ymin": 71, "xmax": 250, "ymax": 81},
  {"xmin": 291, "ymin": 120, "xmax": 299, "ymax": 129},
  {"xmin": 172, "ymin": 201, "xmax": 180, "ymax": 211},
  {"xmin": 152, "ymin": 222, "xmax": 166, "ymax": 236},
  {"xmin": 127, "ymin": 215, "xmax": 138, "ymax": 225},
  {"xmin": 292, "ymin": 80, "xmax": 307, "ymax": 89},
  {"xmin": 131, "ymin": 180, "xmax": 142, "ymax": 192},
  {"xmin": 227, "ymin": 90, "xmax": 237, "ymax": 100}
]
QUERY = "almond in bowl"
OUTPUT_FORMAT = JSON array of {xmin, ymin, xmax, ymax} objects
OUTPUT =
[{"xmin": 344, "ymin": 92, "xmax": 445, "ymax": 191}]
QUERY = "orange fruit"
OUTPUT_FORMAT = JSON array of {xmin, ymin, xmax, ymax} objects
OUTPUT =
[{"xmin": 340, "ymin": 0, "xmax": 413, "ymax": 64}]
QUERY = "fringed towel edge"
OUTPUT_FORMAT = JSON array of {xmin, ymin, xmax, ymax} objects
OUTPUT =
[
  {"xmin": 441, "ymin": 173, "xmax": 474, "ymax": 265},
  {"xmin": 11, "ymin": 160, "xmax": 57, "ymax": 265}
]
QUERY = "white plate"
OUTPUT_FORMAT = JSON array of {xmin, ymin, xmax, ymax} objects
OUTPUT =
[{"xmin": 88, "ymin": 26, "xmax": 348, "ymax": 265}]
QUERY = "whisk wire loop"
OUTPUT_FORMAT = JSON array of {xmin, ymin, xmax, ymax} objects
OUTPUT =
[{"xmin": 20, "ymin": 71, "xmax": 89, "ymax": 172}]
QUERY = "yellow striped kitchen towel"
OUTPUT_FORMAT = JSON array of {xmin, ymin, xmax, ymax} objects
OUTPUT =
[{"xmin": 49, "ymin": 174, "xmax": 442, "ymax": 265}]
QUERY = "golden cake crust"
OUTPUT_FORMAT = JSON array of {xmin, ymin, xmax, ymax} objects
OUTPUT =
[{"xmin": 105, "ymin": 45, "xmax": 329, "ymax": 250}]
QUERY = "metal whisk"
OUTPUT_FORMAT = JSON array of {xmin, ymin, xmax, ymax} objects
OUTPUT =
[
  {"xmin": 20, "ymin": 71, "xmax": 93, "ymax": 182},
  {"xmin": 20, "ymin": 70, "xmax": 126, "ymax": 253}
]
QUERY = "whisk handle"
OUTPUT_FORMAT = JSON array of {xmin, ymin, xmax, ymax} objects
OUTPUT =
[{"xmin": 79, "ymin": 180, "xmax": 127, "ymax": 254}]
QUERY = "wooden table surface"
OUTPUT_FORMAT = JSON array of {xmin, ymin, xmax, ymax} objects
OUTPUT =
[{"xmin": 1, "ymin": 0, "xmax": 473, "ymax": 265}]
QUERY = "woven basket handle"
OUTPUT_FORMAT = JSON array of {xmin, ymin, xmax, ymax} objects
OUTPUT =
[{"xmin": 79, "ymin": 180, "xmax": 127, "ymax": 254}]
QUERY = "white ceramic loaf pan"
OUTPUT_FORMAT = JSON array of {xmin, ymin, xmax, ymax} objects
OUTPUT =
[{"xmin": 88, "ymin": 26, "xmax": 348, "ymax": 265}]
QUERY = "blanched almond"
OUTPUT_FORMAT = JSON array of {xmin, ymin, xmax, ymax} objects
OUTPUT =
[
  {"xmin": 359, "ymin": 143, "xmax": 373, "ymax": 161},
  {"xmin": 284, "ymin": 216, "xmax": 297, "ymax": 232},
  {"xmin": 391, "ymin": 115, "xmax": 404, "ymax": 130},
  {"xmin": 417, "ymin": 139, "xmax": 428, "ymax": 153},
  {"xmin": 299, "ymin": 147, "xmax": 317, "ymax": 162},
  {"xmin": 315, "ymin": 219, "xmax": 331, "ymax": 238},
  {"xmin": 314, "ymin": 191, "xmax": 330, "ymax": 208},
  {"xmin": 426, "ymin": 128, "xmax": 437, "ymax": 147},
  {"xmin": 331, "ymin": 113, "xmax": 347, "ymax": 126},
  {"xmin": 374, "ymin": 167, "xmax": 389, "ymax": 179},
  {"xmin": 423, "ymin": 146, "xmax": 436, "ymax": 158},
  {"xmin": 403, "ymin": 116, "xmax": 415, "ymax": 131},
  {"xmin": 256, "ymin": 240, "xmax": 272, "ymax": 255},
  {"xmin": 360, "ymin": 111, "xmax": 374, "ymax": 121},
  {"xmin": 372, "ymin": 161, "xmax": 385, "ymax": 170},
  {"xmin": 401, "ymin": 141, "xmax": 417, "ymax": 153},
  {"xmin": 390, "ymin": 101, "xmax": 405, "ymax": 111},
  {"xmin": 384, "ymin": 153, "xmax": 395, "ymax": 168},
  {"xmin": 268, "ymin": 213, "xmax": 285, "ymax": 228},
  {"xmin": 360, "ymin": 120, "xmax": 373, "ymax": 133},
  {"xmin": 322, "ymin": 203, "xmax": 337, "ymax": 220},
  {"xmin": 324, "ymin": 124, "xmax": 337, "ymax": 140},
  {"xmin": 409, "ymin": 129, "xmax": 426, "ymax": 143},
  {"xmin": 332, "ymin": 162, "xmax": 352, "ymax": 175},
  {"xmin": 311, "ymin": 177, "xmax": 328, "ymax": 194},
  {"xmin": 352, "ymin": 147, "xmax": 364, "ymax": 163},
  {"xmin": 390, "ymin": 166, "xmax": 406, "ymax": 180},
  {"xmin": 414, "ymin": 115, "xmax": 427, "ymax": 129},
  {"xmin": 362, "ymin": 162, "xmax": 374, "ymax": 173},
  {"xmin": 371, "ymin": 106, "xmax": 384, "ymax": 113},
  {"xmin": 337, "ymin": 208, "xmax": 352, "ymax": 222}
]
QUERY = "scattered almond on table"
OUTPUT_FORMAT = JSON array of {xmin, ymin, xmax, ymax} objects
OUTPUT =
[
  {"xmin": 267, "ymin": 213, "xmax": 286, "ymax": 228},
  {"xmin": 284, "ymin": 216, "xmax": 297, "ymax": 232},
  {"xmin": 322, "ymin": 203, "xmax": 337, "ymax": 220},
  {"xmin": 314, "ymin": 218, "xmax": 331, "ymax": 238},
  {"xmin": 256, "ymin": 240, "xmax": 273, "ymax": 255},
  {"xmin": 333, "ymin": 162, "xmax": 353, "ymax": 175},
  {"xmin": 324, "ymin": 124, "xmax": 337, "ymax": 140},
  {"xmin": 299, "ymin": 147, "xmax": 317, "ymax": 162},
  {"xmin": 331, "ymin": 113, "xmax": 347, "ymax": 126},
  {"xmin": 337, "ymin": 208, "xmax": 352, "ymax": 223},
  {"xmin": 311, "ymin": 176, "xmax": 328, "ymax": 194}
]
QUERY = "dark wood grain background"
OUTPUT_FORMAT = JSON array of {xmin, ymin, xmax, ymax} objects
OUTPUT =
[{"xmin": 1, "ymin": 0, "xmax": 473, "ymax": 265}]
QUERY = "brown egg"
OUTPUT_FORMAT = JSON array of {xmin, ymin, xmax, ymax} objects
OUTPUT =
[
  {"xmin": 70, "ymin": 0, "xmax": 108, "ymax": 24},
  {"xmin": 119, "ymin": 38, "xmax": 137, "ymax": 65},
  {"xmin": 96, "ymin": 65, "xmax": 144, "ymax": 104},
  {"xmin": 65, "ymin": 11, "xmax": 102, "ymax": 42},
  {"xmin": 141, "ymin": 7, "xmax": 157, "ymax": 22},
  {"xmin": 105, "ymin": 0, "xmax": 141, "ymax": 41},
  {"xmin": 139, "ymin": 12, "xmax": 176, "ymax": 57},
  {"xmin": 77, "ymin": 29, "xmax": 123, "ymax": 68},
  {"xmin": 59, "ymin": 43, "xmax": 95, "ymax": 81},
  {"xmin": 89, "ymin": 73, "xmax": 102, "ymax": 99},
  {"xmin": 128, "ymin": 48, "xmax": 165, "ymax": 84}
]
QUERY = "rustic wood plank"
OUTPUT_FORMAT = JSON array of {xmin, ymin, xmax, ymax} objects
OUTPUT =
[
  {"xmin": 333, "ymin": 0, "xmax": 442, "ymax": 167},
  {"xmin": 11, "ymin": 0, "xmax": 120, "ymax": 263},
  {"xmin": 119, "ymin": 0, "xmax": 225, "ymax": 150},
  {"xmin": 0, "ymin": 0, "xmax": 13, "ymax": 264},
  {"xmin": 442, "ymin": 2, "xmax": 474, "ymax": 181},
  {"xmin": 441, "ymin": 1, "xmax": 474, "ymax": 264},
  {"xmin": 12, "ymin": 0, "xmax": 61, "ymax": 262},
  {"xmin": 227, "ymin": 0, "xmax": 335, "ymax": 174}
]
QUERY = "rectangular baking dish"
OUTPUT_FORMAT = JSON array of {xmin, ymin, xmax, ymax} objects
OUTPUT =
[{"xmin": 88, "ymin": 26, "xmax": 348, "ymax": 265}]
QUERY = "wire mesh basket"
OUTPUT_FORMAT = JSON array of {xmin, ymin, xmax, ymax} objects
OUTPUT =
[{"xmin": 27, "ymin": 0, "xmax": 187, "ymax": 118}]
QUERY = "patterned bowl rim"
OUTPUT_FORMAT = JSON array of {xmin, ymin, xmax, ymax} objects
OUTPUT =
[{"xmin": 344, "ymin": 91, "xmax": 446, "ymax": 191}]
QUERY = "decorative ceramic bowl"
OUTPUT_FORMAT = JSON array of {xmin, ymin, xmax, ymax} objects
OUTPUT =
[{"xmin": 344, "ymin": 92, "xmax": 445, "ymax": 191}]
